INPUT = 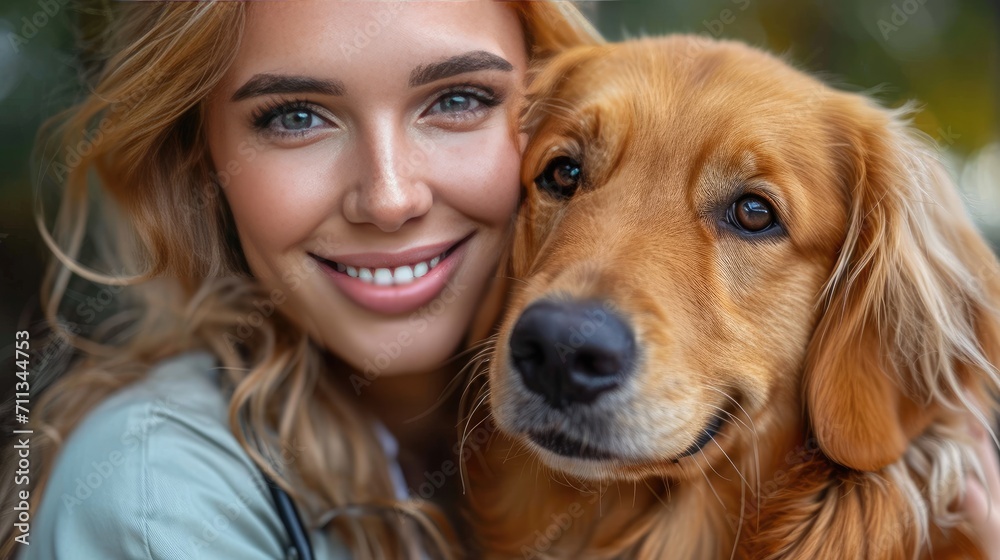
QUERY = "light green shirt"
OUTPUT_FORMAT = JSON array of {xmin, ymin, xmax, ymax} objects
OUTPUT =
[{"xmin": 20, "ymin": 351, "xmax": 350, "ymax": 559}]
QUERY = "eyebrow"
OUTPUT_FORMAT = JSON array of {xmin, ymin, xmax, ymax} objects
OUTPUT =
[
  {"xmin": 409, "ymin": 50, "xmax": 514, "ymax": 87},
  {"xmin": 231, "ymin": 74, "xmax": 346, "ymax": 102}
]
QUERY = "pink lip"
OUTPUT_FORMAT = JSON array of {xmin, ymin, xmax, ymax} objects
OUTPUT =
[{"xmin": 314, "ymin": 235, "xmax": 471, "ymax": 316}]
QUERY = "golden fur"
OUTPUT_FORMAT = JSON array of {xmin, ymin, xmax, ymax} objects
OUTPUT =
[{"xmin": 469, "ymin": 36, "xmax": 1000, "ymax": 559}]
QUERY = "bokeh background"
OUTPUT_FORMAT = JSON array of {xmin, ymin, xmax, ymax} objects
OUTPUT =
[{"xmin": 0, "ymin": 0, "xmax": 998, "ymax": 365}]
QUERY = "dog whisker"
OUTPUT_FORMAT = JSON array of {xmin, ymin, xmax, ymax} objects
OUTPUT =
[
  {"xmin": 731, "ymin": 475, "xmax": 745, "ymax": 560},
  {"xmin": 707, "ymin": 387, "xmax": 759, "ymax": 442},
  {"xmin": 459, "ymin": 392, "xmax": 493, "ymax": 493},
  {"xmin": 495, "ymin": 274, "xmax": 531, "ymax": 287},
  {"xmin": 457, "ymin": 369, "xmax": 489, "ymax": 425},
  {"xmin": 505, "ymin": 442, "xmax": 535, "ymax": 463},
  {"xmin": 716, "ymin": 407, "xmax": 753, "ymax": 435},
  {"xmin": 462, "ymin": 391, "xmax": 492, "ymax": 444},
  {"xmin": 708, "ymin": 430, "xmax": 751, "ymax": 492},
  {"xmin": 643, "ymin": 479, "xmax": 671, "ymax": 512},
  {"xmin": 705, "ymin": 386, "xmax": 763, "ymax": 512},
  {"xmin": 690, "ymin": 452, "xmax": 727, "ymax": 512},
  {"xmin": 409, "ymin": 345, "xmax": 491, "ymax": 424},
  {"xmin": 700, "ymin": 439, "xmax": 733, "ymax": 482},
  {"xmin": 692, "ymin": 401, "xmax": 755, "ymax": 497}
]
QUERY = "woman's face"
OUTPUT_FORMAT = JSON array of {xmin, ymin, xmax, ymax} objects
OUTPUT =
[{"xmin": 207, "ymin": 1, "xmax": 526, "ymax": 377}]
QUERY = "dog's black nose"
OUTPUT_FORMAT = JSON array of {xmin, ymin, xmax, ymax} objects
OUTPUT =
[{"xmin": 509, "ymin": 300, "xmax": 635, "ymax": 408}]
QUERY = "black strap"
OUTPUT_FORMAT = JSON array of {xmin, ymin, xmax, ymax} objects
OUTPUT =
[
  {"xmin": 262, "ymin": 471, "xmax": 315, "ymax": 560},
  {"xmin": 226, "ymin": 373, "xmax": 314, "ymax": 560}
]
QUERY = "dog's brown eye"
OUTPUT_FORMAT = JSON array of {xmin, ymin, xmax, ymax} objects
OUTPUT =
[
  {"xmin": 730, "ymin": 195, "xmax": 775, "ymax": 232},
  {"xmin": 535, "ymin": 156, "xmax": 582, "ymax": 199}
]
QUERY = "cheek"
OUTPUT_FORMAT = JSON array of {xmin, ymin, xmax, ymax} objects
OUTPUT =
[
  {"xmin": 220, "ymin": 143, "xmax": 344, "ymax": 258},
  {"xmin": 425, "ymin": 125, "xmax": 521, "ymax": 226}
]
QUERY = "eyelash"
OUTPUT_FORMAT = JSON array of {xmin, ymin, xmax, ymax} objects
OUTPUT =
[
  {"xmin": 247, "ymin": 84, "xmax": 505, "ymax": 136},
  {"xmin": 249, "ymin": 98, "xmax": 318, "ymax": 133},
  {"xmin": 427, "ymin": 84, "xmax": 503, "ymax": 117}
]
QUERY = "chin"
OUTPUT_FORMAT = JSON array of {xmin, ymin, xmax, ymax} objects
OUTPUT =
[{"xmin": 328, "ymin": 312, "xmax": 471, "ymax": 380}]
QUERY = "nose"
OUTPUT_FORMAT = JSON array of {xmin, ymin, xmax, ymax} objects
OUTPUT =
[
  {"xmin": 343, "ymin": 127, "xmax": 433, "ymax": 232},
  {"xmin": 509, "ymin": 300, "xmax": 635, "ymax": 409}
]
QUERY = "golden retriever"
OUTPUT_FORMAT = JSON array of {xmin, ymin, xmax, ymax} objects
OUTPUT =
[{"xmin": 468, "ymin": 36, "xmax": 1000, "ymax": 559}]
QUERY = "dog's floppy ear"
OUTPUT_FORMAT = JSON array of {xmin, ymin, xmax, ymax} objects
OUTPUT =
[{"xmin": 805, "ymin": 97, "xmax": 1000, "ymax": 471}]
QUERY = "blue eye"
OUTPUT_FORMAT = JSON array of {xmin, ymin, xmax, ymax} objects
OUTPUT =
[
  {"xmin": 250, "ymin": 100, "xmax": 330, "ymax": 137},
  {"xmin": 434, "ymin": 94, "xmax": 478, "ymax": 114},
  {"xmin": 425, "ymin": 88, "xmax": 500, "ymax": 119},
  {"xmin": 278, "ymin": 110, "xmax": 317, "ymax": 131}
]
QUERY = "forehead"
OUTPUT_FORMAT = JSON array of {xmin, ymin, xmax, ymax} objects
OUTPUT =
[
  {"xmin": 568, "ymin": 41, "xmax": 830, "ymax": 140},
  {"xmin": 529, "ymin": 38, "xmax": 848, "ymax": 248},
  {"xmin": 582, "ymin": 43, "xmax": 832, "ymax": 161},
  {"xmin": 229, "ymin": 1, "xmax": 527, "ymax": 84}
]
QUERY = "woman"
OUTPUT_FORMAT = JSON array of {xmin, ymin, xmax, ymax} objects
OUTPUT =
[{"xmin": 0, "ymin": 2, "xmax": 601, "ymax": 558}]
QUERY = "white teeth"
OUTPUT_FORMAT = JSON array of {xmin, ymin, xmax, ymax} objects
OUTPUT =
[
  {"xmin": 373, "ymin": 268, "xmax": 393, "ymax": 286},
  {"xmin": 413, "ymin": 262, "xmax": 429, "ymax": 278},
  {"xmin": 393, "ymin": 266, "xmax": 414, "ymax": 284},
  {"xmin": 333, "ymin": 250, "xmax": 448, "ymax": 285}
]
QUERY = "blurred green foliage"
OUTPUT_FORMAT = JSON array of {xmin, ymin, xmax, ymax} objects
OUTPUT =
[{"xmin": 594, "ymin": 0, "xmax": 999, "ymax": 153}]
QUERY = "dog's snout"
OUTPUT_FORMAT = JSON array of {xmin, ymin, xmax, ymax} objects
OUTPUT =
[{"xmin": 509, "ymin": 300, "xmax": 635, "ymax": 408}]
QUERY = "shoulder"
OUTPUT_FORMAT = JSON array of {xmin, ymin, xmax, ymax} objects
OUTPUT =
[{"xmin": 25, "ymin": 351, "xmax": 308, "ymax": 559}]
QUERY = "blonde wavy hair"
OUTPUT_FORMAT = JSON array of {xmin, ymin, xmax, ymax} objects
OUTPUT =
[{"xmin": 0, "ymin": 2, "xmax": 603, "ymax": 558}]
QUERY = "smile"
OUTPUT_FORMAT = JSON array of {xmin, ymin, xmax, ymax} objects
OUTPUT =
[
  {"xmin": 311, "ymin": 234, "xmax": 472, "ymax": 316},
  {"xmin": 316, "ymin": 246, "xmax": 456, "ymax": 287}
]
